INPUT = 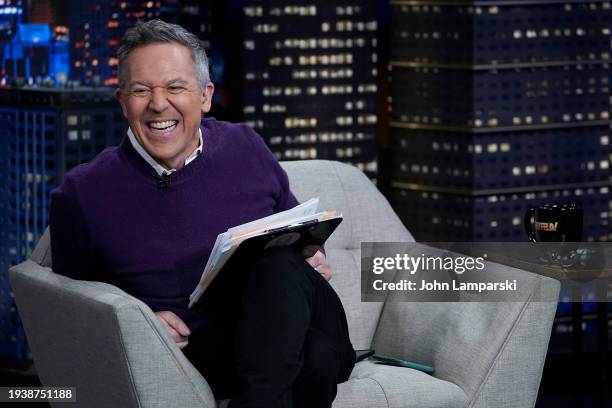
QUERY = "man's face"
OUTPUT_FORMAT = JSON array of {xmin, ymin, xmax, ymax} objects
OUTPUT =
[{"xmin": 115, "ymin": 42, "xmax": 214, "ymax": 170}]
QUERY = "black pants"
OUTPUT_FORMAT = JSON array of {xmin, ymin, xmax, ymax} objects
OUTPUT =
[{"xmin": 183, "ymin": 247, "xmax": 356, "ymax": 408}]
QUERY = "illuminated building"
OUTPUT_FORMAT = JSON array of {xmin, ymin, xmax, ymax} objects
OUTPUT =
[
  {"xmin": 389, "ymin": 1, "xmax": 611, "ymax": 241},
  {"xmin": 160, "ymin": 0, "xmax": 212, "ymax": 49},
  {"xmin": 160, "ymin": 0, "xmax": 232, "ymax": 116},
  {"xmin": 0, "ymin": 88, "xmax": 123, "ymax": 361},
  {"xmin": 1, "ymin": 23, "xmax": 69, "ymax": 85},
  {"xmin": 242, "ymin": 2, "xmax": 379, "ymax": 178},
  {"xmin": 0, "ymin": 0, "xmax": 25, "ymax": 38},
  {"xmin": 0, "ymin": 0, "xmax": 26, "ymax": 70},
  {"xmin": 67, "ymin": 1, "xmax": 161, "ymax": 86},
  {"xmin": 65, "ymin": 0, "xmax": 228, "ymax": 105}
]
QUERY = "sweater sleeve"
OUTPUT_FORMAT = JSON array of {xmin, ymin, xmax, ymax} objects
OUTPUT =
[
  {"xmin": 245, "ymin": 125, "xmax": 299, "ymax": 213},
  {"xmin": 245, "ymin": 126, "xmax": 326, "ymax": 255},
  {"xmin": 272, "ymin": 160, "xmax": 300, "ymax": 214},
  {"xmin": 49, "ymin": 175, "xmax": 100, "ymax": 281}
]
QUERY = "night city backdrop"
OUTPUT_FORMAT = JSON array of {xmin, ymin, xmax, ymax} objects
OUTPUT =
[{"xmin": 0, "ymin": 0, "xmax": 610, "ymax": 406}]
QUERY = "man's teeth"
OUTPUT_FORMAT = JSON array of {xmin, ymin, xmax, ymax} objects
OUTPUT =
[{"xmin": 149, "ymin": 120, "xmax": 178, "ymax": 130}]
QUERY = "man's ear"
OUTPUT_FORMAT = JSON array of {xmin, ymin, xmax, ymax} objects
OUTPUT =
[
  {"xmin": 201, "ymin": 82, "xmax": 215, "ymax": 114},
  {"xmin": 115, "ymin": 88, "xmax": 128, "ymax": 118}
]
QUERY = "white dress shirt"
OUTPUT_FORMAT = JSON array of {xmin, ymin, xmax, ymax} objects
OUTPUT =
[{"xmin": 127, "ymin": 127, "xmax": 203, "ymax": 176}]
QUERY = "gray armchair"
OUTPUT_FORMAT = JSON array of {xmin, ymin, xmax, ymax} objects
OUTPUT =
[{"xmin": 9, "ymin": 160, "xmax": 560, "ymax": 408}]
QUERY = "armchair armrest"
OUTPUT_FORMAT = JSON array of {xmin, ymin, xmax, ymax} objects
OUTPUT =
[
  {"xmin": 372, "ymin": 256, "xmax": 560, "ymax": 408},
  {"xmin": 9, "ymin": 259, "xmax": 217, "ymax": 408}
]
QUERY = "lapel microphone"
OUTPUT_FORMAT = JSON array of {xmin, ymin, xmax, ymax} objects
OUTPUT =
[{"xmin": 157, "ymin": 173, "xmax": 171, "ymax": 189}]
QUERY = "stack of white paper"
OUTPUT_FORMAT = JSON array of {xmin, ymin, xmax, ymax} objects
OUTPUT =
[{"xmin": 188, "ymin": 198, "xmax": 328, "ymax": 308}]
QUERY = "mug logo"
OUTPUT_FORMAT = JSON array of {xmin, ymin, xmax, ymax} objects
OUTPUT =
[{"xmin": 535, "ymin": 221, "xmax": 558, "ymax": 232}]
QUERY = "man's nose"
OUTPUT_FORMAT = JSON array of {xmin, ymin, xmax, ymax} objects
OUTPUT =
[{"xmin": 148, "ymin": 88, "xmax": 169, "ymax": 112}]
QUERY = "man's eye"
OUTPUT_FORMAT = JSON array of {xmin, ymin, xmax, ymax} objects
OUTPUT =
[
  {"xmin": 132, "ymin": 89, "xmax": 150, "ymax": 96},
  {"xmin": 168, "ymin": 86, "xmax": 186, "ymax": 93}
]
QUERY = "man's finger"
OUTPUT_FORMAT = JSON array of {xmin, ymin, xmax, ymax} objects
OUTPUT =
[
  {"xmin": 305, "ymin": 256, "xmax": 316, "ymax": 268},
  {"xmin": 317, "ymin": 266, "xmax": 332, "ymax": 281},
  {"xmin": 305, "ymin": 250, "xmax": 324, "ymax": 266},
  {"xmin": 168, "ymin": 329, "xmax": 188, "ymax": 345},
  {"xmin": 163, "ymin": 311, "xmax": 192, "ymax": 337}
]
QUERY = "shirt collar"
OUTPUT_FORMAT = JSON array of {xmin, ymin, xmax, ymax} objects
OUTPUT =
[{"xmin": 127, "ymin": 127, "xmax": 203, "ymax": 176}]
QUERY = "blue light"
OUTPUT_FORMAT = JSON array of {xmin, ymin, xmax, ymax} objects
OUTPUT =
[
  {"xmin": 18, "ymin": 24, "xmax": 51, "ymax": 45},
  {"xmin": 0, "ymin": 7, "xmax": 21, "ymax": 15},
  {"xmin": 50, "ymin": 41, "xmax": 70, "ymax": 82},
  {"xmin": 2, "ymin": 23, "xmax": 68, "ymax": 85}
]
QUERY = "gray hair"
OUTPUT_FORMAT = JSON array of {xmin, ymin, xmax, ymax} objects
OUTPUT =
[{"xmin": 117, "ymin": 19, "xmax": 210, "ymax": 89}]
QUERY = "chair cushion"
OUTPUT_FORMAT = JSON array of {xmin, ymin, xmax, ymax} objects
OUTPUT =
[
  {"xmin": 333, "ymin": 361, "xmax": 467, "ymax": 408},
  {"xmin": 215, "ymin": 361, "xmax": 466, "ymax": 408}
]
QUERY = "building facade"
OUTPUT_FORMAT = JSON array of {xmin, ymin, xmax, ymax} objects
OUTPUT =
[
  {"xmin": 0, "ymin": 88, "xmax": 123, "ymax": 361},
  {"xmin": 241, "ymin": 1, "xmax": 379, "ymax": 178},
  {"xmin": 67, "ymin": 0, "xmax": 161, "ymax": 86},
  {"xmin": 390, "ymin": 0, "xmax": 611, "ymax": 242}
]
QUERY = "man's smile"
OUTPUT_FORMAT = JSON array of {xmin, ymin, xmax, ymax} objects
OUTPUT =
[{"xmin": 147, "ymin": 120, "xmax": 179, "ymax": 133}]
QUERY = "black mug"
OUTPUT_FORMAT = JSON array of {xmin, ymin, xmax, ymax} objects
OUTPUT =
[{"xmin": 524, "ymin": 203, "xmax": 583, "ymax": 243}]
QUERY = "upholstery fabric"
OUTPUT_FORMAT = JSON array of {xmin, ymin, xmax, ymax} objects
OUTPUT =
[
  {"xmin": 10, "ymin": 260, "xmax": 216, "ymax": 408},
  {"xmin": 333, "ymin": 361, "xmax": 466, "ymax": 408}
]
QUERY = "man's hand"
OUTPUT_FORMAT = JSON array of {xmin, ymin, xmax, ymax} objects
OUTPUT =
[
  {"xmin": 155, "ymin": 311, "xmax": 191, "ymax": 349},
  {"xmin": 305, "ymin": 250, "xmax": 332, "ymax": 281}
]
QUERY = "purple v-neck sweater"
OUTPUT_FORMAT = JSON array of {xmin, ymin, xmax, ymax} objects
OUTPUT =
[{"xmin": 49, "ymin": 118, "xmax": 299, "ymax": 326}]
